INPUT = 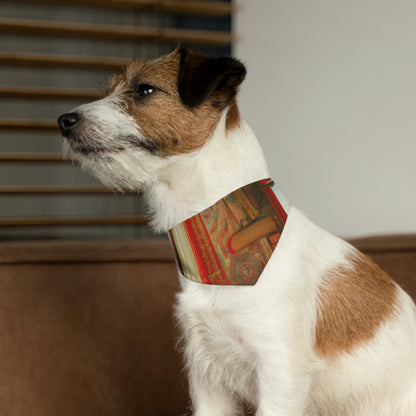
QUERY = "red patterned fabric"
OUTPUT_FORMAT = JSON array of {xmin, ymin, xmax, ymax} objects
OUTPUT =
[{"xmin": 168, "ymin": 179, "xmax": 289, "ymax": 285}]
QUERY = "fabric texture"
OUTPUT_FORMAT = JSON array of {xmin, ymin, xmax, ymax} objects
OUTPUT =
[
  {"xmin": 168, "ymin": 179, "xmax": 290, "ymax": 285},
  {"xmin": 0, "ymin": 237, "xmax": 414, "ymax": 415}
]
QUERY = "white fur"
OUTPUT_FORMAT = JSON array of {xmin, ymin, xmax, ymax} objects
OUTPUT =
[
  {"xmin": 64, "ymin": 94, "xmax": 416, "ymax": 415},
  {"xmin": 63, "ymin": 89, "xmax": 169, "ymax": 191}
]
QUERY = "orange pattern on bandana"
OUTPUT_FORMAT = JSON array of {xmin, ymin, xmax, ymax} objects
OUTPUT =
[{"xmin": 168, "ymin": 179, "xmax": 289, "ymax": 285}]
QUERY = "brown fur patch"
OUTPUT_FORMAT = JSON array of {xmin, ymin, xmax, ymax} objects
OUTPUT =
[
  {"xmin": 315, "ymin": 251, "xmax": 398, "ymax": 358},
  {"xmin": 226, "ymin": 99, "xmax": 241, "ymax": 130},
  {"xmin": 108, "ymin": 50, "xmax": 225, "ymax": 156}
]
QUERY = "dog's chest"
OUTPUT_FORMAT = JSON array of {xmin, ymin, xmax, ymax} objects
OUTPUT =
[{"xmin": 176, "ymin": 289, "xmax": 257, "ymax": 395}]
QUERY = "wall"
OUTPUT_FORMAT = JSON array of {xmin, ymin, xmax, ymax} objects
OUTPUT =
[{"xmin": 234, "ymin": 0, "xmax": 416, "ymax": 238}]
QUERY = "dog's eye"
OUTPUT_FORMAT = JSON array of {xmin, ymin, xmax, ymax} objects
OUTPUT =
[{"xmin": 134, "ymin": 84, "xmax": 156, "ymax": 98}]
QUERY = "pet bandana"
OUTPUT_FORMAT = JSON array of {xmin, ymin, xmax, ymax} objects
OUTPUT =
[{"xmin": 168, "ymin": 179, "xmax": 290, "ymax": 285}]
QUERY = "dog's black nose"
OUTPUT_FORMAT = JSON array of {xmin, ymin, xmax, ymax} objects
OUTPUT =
[{"xmin": 57, "ymin": 112, "xmax": 80, "ymax": 136}]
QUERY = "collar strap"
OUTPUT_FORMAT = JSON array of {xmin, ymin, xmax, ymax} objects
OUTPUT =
[{"xmin": 168, "ymin": 178, "xmax": 290, "ymax": 285}]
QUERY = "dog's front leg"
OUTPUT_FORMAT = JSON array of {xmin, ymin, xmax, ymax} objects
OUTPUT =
[
  {"xmin": 254, "ymin": 347, "xmax": 312, "ymax": 416},
  {"xmin": 189, "ymin": 368, "xmax": 241, "ymax": 416}
]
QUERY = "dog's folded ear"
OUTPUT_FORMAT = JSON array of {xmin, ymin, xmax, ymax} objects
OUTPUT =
[{"xmin": 178, "ymin": 48, "xmax": 246, "ymax": 108}]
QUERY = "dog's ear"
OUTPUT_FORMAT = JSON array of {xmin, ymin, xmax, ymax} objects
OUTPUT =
[{"xmin": 178, "ymin": 48, "xmax": 246, "ymax": 108}]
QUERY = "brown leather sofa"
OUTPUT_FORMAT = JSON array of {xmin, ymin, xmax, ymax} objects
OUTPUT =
[{"xmin": 0, "ymin": 235, "xmax": 415, "ymax": 416}]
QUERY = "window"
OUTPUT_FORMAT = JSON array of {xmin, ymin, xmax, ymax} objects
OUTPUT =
[{"xmin": 0, "ymin": 0, "xmax": 233, "ymax": 240}]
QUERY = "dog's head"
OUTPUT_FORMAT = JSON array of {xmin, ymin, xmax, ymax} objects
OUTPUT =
[{"xmin": 58, "ymin": 47, "xmax": 246, "ymax": 191}]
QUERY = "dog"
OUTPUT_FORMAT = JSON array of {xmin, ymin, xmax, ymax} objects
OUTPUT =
[{"xmin": 58, "ymin": 47, "xmax": 416, "ymax": 415}]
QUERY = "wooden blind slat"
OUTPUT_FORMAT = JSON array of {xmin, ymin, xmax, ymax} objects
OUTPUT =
[
  {"xmin": 0, "ymin": 153, "xmax": 64, "ymax": 162},
  {"xmin": 0, "ymin": 186, "xmax": 134, "ymax": 195},
  {"xmin": 155, "ymin": 0, "xmax": 234, "ymax": 16},
  {"xmin": 0, "ymin": 18, "xmax": 234, "ymax": 46},
  {"xmin": 0, "ymin": 120, "xmax": 58, "ymax": 130},
  {"xmin": 0, "ymin": 87, "xmax": 101, "ymax": 100},
  {"xmin": 0, "ymin": 215, "xmax": 148, "ymax": 226},
  {"xmin": 0, "ymin": 52, "xmax": 129, "ymax": 70},
  {"xmin": 9, "ymin": 0, "xmax": 234, "ymax": 17}
]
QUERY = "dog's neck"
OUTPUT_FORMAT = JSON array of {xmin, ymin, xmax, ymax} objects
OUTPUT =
[{"xmin": 145, "ymin": 112, "xmax": 270, "ymax": 233}]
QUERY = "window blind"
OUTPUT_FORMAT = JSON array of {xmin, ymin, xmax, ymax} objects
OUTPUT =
[{"xmin": 0, "ymin": 0, "xmax": 233, "ymax": 241}]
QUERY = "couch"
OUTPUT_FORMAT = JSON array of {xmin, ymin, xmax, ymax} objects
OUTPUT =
[{"xmin": 0, "ymin": 235, "xmax": 414, "ymax": 415}]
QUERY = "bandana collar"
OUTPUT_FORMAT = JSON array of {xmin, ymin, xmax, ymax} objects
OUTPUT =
[{"xmin": 168, "ymin": 179, "xmax": 290, "ymax": 285}]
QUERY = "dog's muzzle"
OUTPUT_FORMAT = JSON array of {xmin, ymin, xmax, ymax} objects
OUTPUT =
[{"xmin": 57, "ymin": 112, "xmax": 80, "ymax": 137}]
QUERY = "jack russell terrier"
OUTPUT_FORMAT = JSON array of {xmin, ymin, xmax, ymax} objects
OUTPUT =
[{"xmin": 58, "ymin": 47, "xmax": 416, "ymax": 415}]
